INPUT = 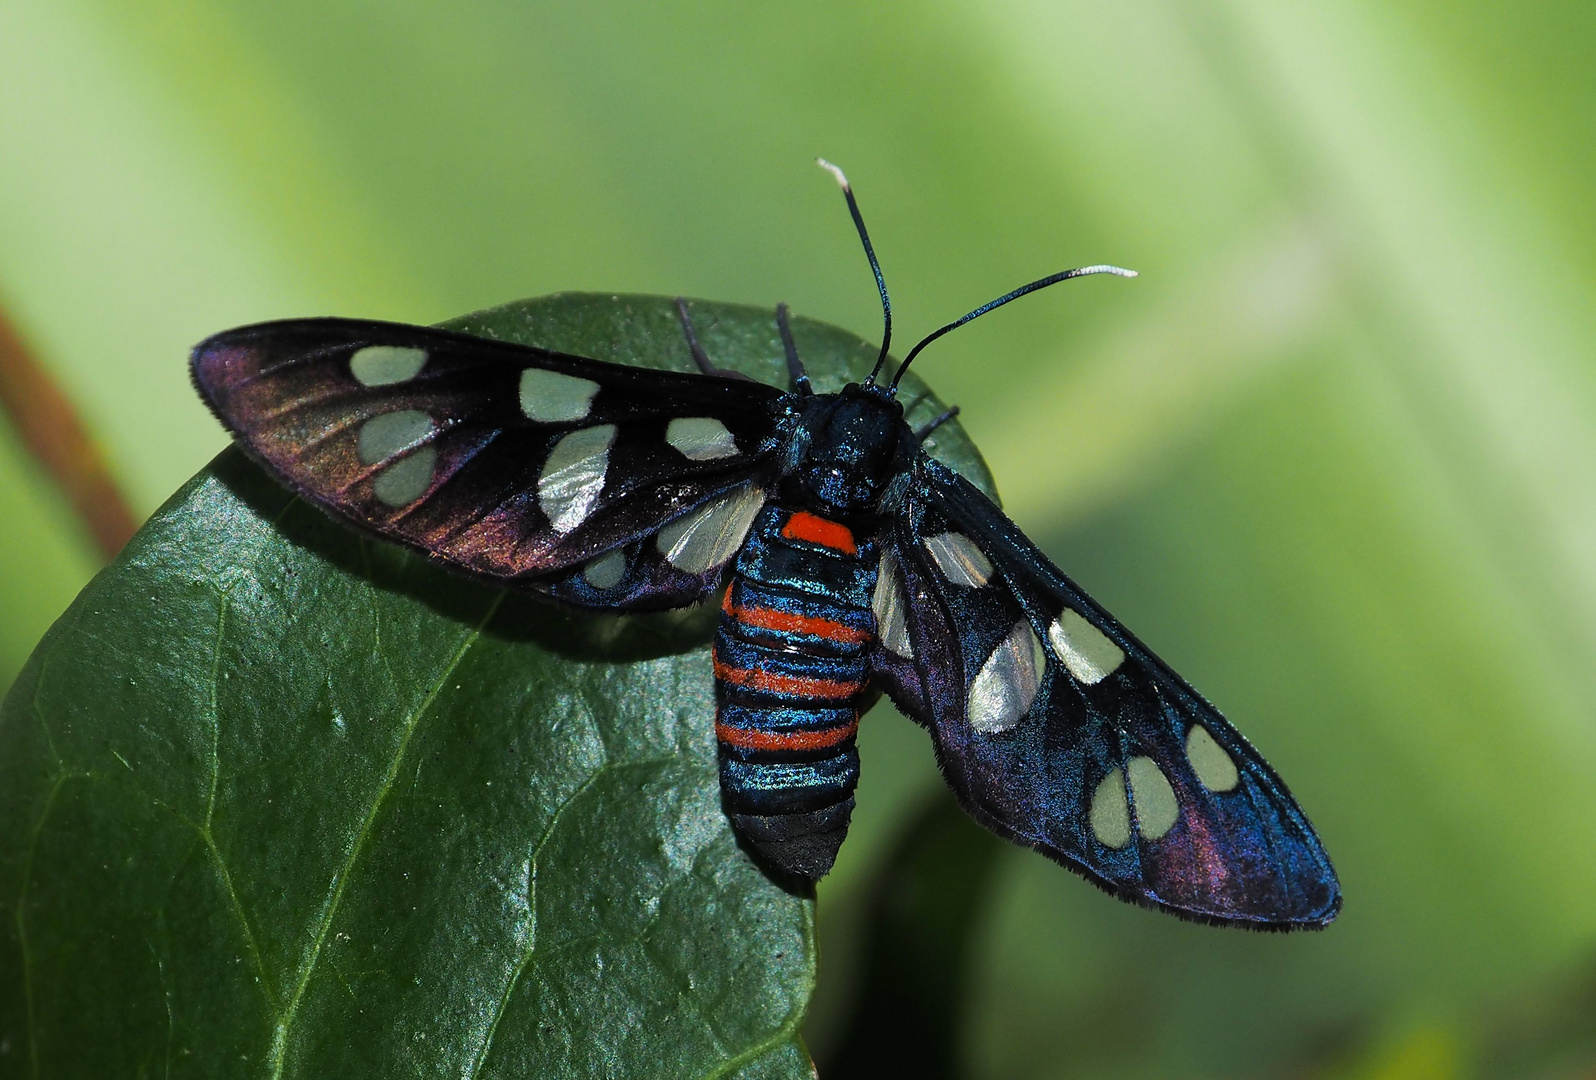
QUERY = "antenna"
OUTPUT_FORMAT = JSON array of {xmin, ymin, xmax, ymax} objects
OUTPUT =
[
  {"xmin": 888, "ymin": 264, "xmax": 1137, "ymax": 393},
  {"xmin": 816, "ymin": 159, "xmax": 893, "ymax": 386}
]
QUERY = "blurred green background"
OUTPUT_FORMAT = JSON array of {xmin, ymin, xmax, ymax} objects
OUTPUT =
[{"xmin": 4, "ymin": 1, "xmax": 1596, "ymax": 1076}]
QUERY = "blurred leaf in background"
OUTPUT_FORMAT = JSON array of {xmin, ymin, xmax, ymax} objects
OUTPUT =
[{"xmin": 3, "ymin": 0, "xmax": 1596, "ymax": 1077}]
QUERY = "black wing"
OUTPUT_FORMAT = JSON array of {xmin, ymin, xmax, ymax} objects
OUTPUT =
[
  {"xmin": 192, "ymin": 317, "xmax": 791, "ymax": 610},
  {"xmin": 869, "ymin": 456, "xmax": 1340, "ymax": 928}
]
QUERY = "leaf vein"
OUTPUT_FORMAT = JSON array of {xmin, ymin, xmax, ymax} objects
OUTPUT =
[
  {"xmin": 15, "ymin": 770, "xmax": 81, "ymax": 1080},
  {"xmin": 50, "ymin": 761, "xmax": 280, "ymax": 1017},
  {"xmin": 205, "ymin": 593, "xmax": 229, "ymax": 829},
  {"xmin": 464, "ymin": 754, "xmax": 676, "ymax": 1079},
  {"xmin": 693, "ymin": 903, "xmax": 816, "ymax": 1080},
  {"xmin": 23, "ymin": 603, "xmax": 87, "ymax": 770},
  {"xmin": 200, "ymin": 827, "xmax": 278, "ymax": 1011},
  {"xmin": 263, "ymin": 590, "xmax": 505, "ymax": 1079}
]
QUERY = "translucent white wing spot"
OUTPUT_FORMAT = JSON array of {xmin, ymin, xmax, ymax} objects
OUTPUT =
[
  {"xmin": 538, "ymin": 424, "xmax": 616, "ymax": 533},
  {"xmin": 357, "ymin": 409, "xmax": 435, "ymax": 465},
  {"xmin": 666, "ymin": 417, "xmax": 739, "ymax": 461},
  {"xmin": 519, "ymin": 368, "xmax": 600, "ymax": 423},
  {"xmin": 1127, "ymin": 756, "xmax": 1179, "ymax": 840},
  {"xmin": 924, "ymin": 531, "xmax": 993, "ymax": 587},
  {"xmin": 350, "ymin": 345, "xmax": 427, "ymax": 386},
  {"xmin": 968, "ymin": 620, "xmax": 1044, "ymax": 734},
  {"xmin": 1046, "ymin": 609, "xmax": 1126, "ymax": 685},
  {"xmin": 656, "ymin": 484, "xmax": 765, "ymax": 574},
  {"xmin": 872, "ymin": 550, "xmax": 914, "ymax": 658},
  {"xmin": 1090, "ymin": 768, "xmax": 1131, "ymax": 848},
  {"xmin": 583, "ymin": 549, "xmax": 628, "ymax": 590},
  {"xmin": 1185, "ymin": 725, "xmax": 1239, "ymax": 792},
  {"xmin": 372, "ymin": 448, "xmax": 437, "ymax": 506}
]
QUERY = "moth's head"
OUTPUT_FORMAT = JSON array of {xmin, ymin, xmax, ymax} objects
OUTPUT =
[{"xmin": 794, "ymin": 383, "xmax": 910, "ymax": 516}]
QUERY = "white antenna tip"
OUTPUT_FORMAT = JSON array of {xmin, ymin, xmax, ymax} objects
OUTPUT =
[
  {"xmin": 815, "ymin": 158, "xmax": 851, "ymax": 190},
  {"xmin": 1082, "ymin": 264, "xmax": 1138, "ymax": 278}
]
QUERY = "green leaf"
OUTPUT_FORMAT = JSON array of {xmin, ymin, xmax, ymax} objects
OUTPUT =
[{"xmin": 0, "ymin": 293, "xmax": 991, "ymax": 1078}]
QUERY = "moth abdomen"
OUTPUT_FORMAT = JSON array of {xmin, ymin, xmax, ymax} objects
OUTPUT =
[{"xmin": 712, "ymin": 505, "xmax": 877, "ymax": 879}]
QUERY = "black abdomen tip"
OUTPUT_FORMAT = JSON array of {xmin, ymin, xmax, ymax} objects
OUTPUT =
[{"xmin": 732, "ymin": 801, "xmax": 855, "ymax": 880}]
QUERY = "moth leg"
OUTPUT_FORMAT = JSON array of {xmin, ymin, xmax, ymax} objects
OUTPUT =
[
  {"xmin": 915, "ymin": 405, "xmax": 960, "ymax": 441},
  {"xmin": 776, "ymin": 302, "xmax": 813, "ymax": 396},
  {"xmin": 675, "ymin": 297, "xmax": 755, "ymax": 382}
]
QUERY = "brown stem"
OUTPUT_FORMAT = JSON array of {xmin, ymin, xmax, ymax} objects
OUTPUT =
[{"xmin": 0, "ymin": 305, "xmax": 138, "ymax": 559}]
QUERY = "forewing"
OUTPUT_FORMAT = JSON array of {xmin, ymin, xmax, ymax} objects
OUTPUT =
[
  {"xmin": 192, "ymin": 318, "xmax": 788, "ymax": 609},
  {"xmin": 870, "ymin": 457, "xmax": 1341, "ymax": 928}
]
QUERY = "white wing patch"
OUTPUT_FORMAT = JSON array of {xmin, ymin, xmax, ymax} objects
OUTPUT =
[
  {"xmin": 583, "ymin": 548, "xmax": 628, "ymax": 590},
  {"xmin": 358, "ymin": 410, "xmax": 438, "ymax": 506},
  {"xmin": 373, "ymin": 449, "xmax": 436, "ymax": 506},
  {"xmin": 1047, "ymin": 609, "xmax": 1126, "ymax": 685},
  {"xmin": 967, "ymin": 620, "xmax": 1044, "ymax": 734},
  {"xmin": 358, "ymin": 409, "xmax": 434, "ymax": 464},
  {"xmin": 666, "ymin": 417, "xmax": 739, "ymax": 461},
  {"xmin": 872, "ymin": 550, "xmax": 914, "ymax": 658},
  {"xmin": 1127, "ymin": 756, "xmax": 1179, "ymax": 839},
  {"xmin": 656, "ymin": 484, "xmax": 765, "ymax": 574},
  {"xmin": 1090, "ymin": 768, "xmax": 1131, "ymax": 848},
  {"xmin": 350, "ymin": 345, "xmax": 427, "ymax": 386},
  {"xmin": 1093, "ymin": 758, "xmax": 1185, "ymax": 846},
  {"xmin": 538, "ymin": 424, "xmax": 616, "ymax": 533},
  {"xmin": 924, "ymin": 531, "xmax": 993, "ymax": 587},
  {"xmin": 1185, "ymin": 725, "xmax": 1239, "ymax": 792},
  {"xmin": 520, "ymin": 369, "xmax": 600, "ymax": 423}
]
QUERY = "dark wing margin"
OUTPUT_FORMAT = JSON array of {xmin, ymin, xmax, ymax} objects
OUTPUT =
[
  {"xmin": 192, "ymin": 317, "xmax": 790, "ymax": 610},
  {"xmin": 869, "ymin": 456, "xmax": 1341, "ymax": 928}
]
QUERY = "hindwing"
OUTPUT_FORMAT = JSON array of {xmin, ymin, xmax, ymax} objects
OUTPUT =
[
  {"xmin": 192, "ymin": 317, "xmax": 789, "ymax": 609},
  {"xmin": 869, "ymin": 457, "xmax": 1341, "ymax": 928}
]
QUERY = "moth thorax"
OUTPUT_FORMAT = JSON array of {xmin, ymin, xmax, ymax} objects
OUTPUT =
[{"xmin": 796, "ymin": 391, "xmax": 909, "ymax": 516}]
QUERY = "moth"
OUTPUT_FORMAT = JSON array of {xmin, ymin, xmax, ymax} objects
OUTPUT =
[{"xmin": 191, "ymin": 162, "xmax": 1340, "ymax": 928}]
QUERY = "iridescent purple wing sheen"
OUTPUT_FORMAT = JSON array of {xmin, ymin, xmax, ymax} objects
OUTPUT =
[
  {"xmin": 869, "ymin": 456, "xmax": 1341, "ymax": 928},
  {"xmin": 191, "ymin": 318, "xmax": 789, "ymax": 610}
]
